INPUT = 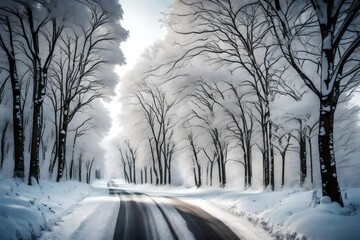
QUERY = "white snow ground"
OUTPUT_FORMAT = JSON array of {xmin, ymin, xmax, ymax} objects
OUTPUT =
[
  {"xmin": 39, "ymin": 181, "xmax": 119, "ymax": 240},
  {"xmin": 1, "ymin": 174, "xmax": 359, "ymax": 240}
]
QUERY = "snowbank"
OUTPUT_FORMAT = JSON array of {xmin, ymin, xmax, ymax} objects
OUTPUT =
[
  {"xmin": 202, "ymin": 188, "xmax": 360, "ymax": 239},
  {"xmin": 0, "ymin": 174, "xmax": 93, "ymax": 240}
]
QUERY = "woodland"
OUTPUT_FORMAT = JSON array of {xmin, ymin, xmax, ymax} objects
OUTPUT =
[{"xmin": 1, "ymin": 0, "xmax": 360, "ymax": 209}]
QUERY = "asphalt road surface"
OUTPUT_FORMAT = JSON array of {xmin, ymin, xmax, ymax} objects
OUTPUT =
[{"xmin": 109, "ymin": 184, "xmax": 240, "ymax": 240}]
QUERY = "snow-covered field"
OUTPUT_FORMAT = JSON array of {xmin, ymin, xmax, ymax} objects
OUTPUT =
[{"xmin": 1, "ymin": 174, "xmax": 359, "ymax": 240}]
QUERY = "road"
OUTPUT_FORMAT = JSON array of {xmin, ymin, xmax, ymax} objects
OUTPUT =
[{"xmin": 109, "ymin": 183, "xmax": 240, "ymax": 240}]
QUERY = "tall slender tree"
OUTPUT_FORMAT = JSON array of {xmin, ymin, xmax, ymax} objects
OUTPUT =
[{"xmin": 0, "ymin": 14, "xmax": 25, "ymax": 179}]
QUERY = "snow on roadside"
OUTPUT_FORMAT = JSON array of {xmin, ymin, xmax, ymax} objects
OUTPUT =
[
  {"xmin": 203, "ymin": 188, "xmax": 360, "ymax": 239},
  {"xmin": 40, "ymin": 181, "xmax": 119, "ymax": 240},
  {"xmin": 0, "ymin": 174, "xmax": 93, "ymax": 240}
]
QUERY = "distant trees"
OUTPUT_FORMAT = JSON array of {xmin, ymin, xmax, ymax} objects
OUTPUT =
[
  {"xmin": 129, "ymin": 81, "xmax": 179, "ymax": 185},
  {"xmin": 186, "ymin": 131, "xmax": 202, "ymax": 188},
  {"xmin": 188, "ymin": 81, "xmax": 229, "ymax": 187},
  {"xmin": 212, "ymin": 82, "xmax": 255, "ymax": 188},
  {"xmin": 0, "ymin": 0, "xmax": 127, "ymax": 184},
  {"xmin": 272, "ymin": 127, "xmax": 292, "ymax": 188},
  {"xmin": 117, "ymin": 140, "xmax": 138, "ymax": 183}
]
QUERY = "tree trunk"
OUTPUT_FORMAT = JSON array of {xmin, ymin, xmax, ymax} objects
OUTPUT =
[
  {"xmin": 163, "ymin": 151, "xmax": 168, "ymax": 185},
  {"xmin": 266, "ymin": 103, "xmax": 274, "ymax": 190},
  {"xmin": 29, "ymin": 101, "xmax": 42, "ymax": 185},
  {"xmin": 281, "ymin": 152, "xmax": 286, "ymax": 188},
  {"xmin": 48, "ymin": 140, "xmax": 58, "ymax": 178},
  {"xmin": 220, "ymin": 155, "xmax": 226, "ymax": 188},
  {"xmin": 29, "ymin": 63, "xmax": 47, "ymax": 185},
  {"xmin": 56, "ymin": 107, "xmax": 69, "ymax": 182},
  {"xmin": 193, "ymin": 166, "xmax": 198, "ymax": 187},
  {"xmin": 308, "ymin": 135, "xmax": 314, "ymax": 186},
  {"xmin": 132, "ymin": 157, "xmax": 136, "ymax": 184},
  {"xmin": 141, "ymin": 169, "xmax": 143, "ymax": 184},
  {"xmin": 299, "ymin": 128, "xmax": 307, "ymax": 187},
  {"xmin": 243, "ymin": 151, "xmax": 248, "ymax": 188},
  {"xmin": 86, "ymin": 158, "xmax": 94, "ymax": 184},
  {"xmin": 9, "ymin": 57, "xmax": 25, "ymax": 180},
  {"xmin": 149, "ymin": 139, "xmax": 158, "ymax": 185},
  {"xmin": 144, "ymin": 167, "xmax": 148, "ymax": 184},
  {"xmin": 78, "ymin": 152, "xmax": 83, "ymax": 182},
  {"xmin": 167, "ymin": 152, "xmax": 172, "ymax": 185},
  {"xmin": 69, "ymin": 132, "xmax": 78, "ymax": 180},
  {"xmin": 1, "ymin": 121, "xmax": 9, "ymax": 170},
  {"xmin": 262, "ymin": 122, "xmax": 269, "ymax": 188},
  {"xmin": 246, "ymin": 138, "xmax": 252, "ymax": 187},
  {"xmin": 270, "ymin": 140, "xmax": 275, "ymax": 191},
  {"xmin": 197, "ymin": 162, "xmax": 201, "ymax": 187},
  {"xmin": 150, "ymin": 167, "xmax": 153, "ymax": 184},
  {"xmin": 318, "ymin": 98, "xmax": 343, "ymax": 207},
  {"xmin": 157, "ymin": 148, "xmax": 163, "ymax": 185},
  {"xmin": 0, "ymin": 19, "xmax": 25, "ymax": 180},
  {"xmin": 127, "ymin": 162, "xmax": 132, "ymax": 183},
  {"xmin": 209, "ymin": 161, "xmax": 214, "ymax": 187},
  {"xmin": 123, "ymin": 162, "xmax": 129, "ymax": 183}
]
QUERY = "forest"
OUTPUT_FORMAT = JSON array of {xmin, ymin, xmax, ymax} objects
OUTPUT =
[
  {"xmin": 1, "ymin": 0, "xmax": 360, "ymax": 209},
  {"xmin": 0, "ymin": 0, "xmax": 128, "ymax": 184},
  {"xmin": 112, "ymin": 0, "xmax": 360, "ymax": 208}
]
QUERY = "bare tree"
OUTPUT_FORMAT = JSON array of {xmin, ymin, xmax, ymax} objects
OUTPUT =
[
  {"xmin": 210, "ymin": 81, "xmax": 255, "ymax": 188},
  {"xmin": 186, "ymin": 131, "xmax": 202, "ymax": 187},
  {"xmin": 0, "ymin": 12, "xmax": 25, "ymax": 179},
  {"xmin": 273, "ymin": 126, "xmax": 292, "ymax": 188},
  {"xmin": 166, "ymin": 1, "xmax": 302, "ymax": 190},
  {"xmin": 187, "ymin": 81, "xmax": 229, "ymax": 187},
  {"xmin": 8, "ymin": 1, "xmax": 64, "ymax": 185},
  {"xmin": 69, "ymin": 118, "xmax": 93, "ymax": 180},
  {"xmin": 126, "ymin": 140, "xmax": 137, "ymax": 184},
  {"xmin": 133, "ymin": 82, "xmax": 179, "ymax": 185},
  {"xmin": 116, "ymin": 139, "xmax": 138, "ymax": 183},
  {"xmin": 203, "ymin": 148, "xmax": 216, "ymax": 186},
  {"xmin": 291, "ymin": 118, "xmax": 308, "ymax": 187},
  {"xmin": 0, "ymin": 121, "xmax": 9, "ymax": 169},
  {"xmin": 307, "ymin": 120, "xmax": 318, "ymax": 187},
  {"xmin": 117, "ymin": 144, "xmax": 130, "ymax": 183}
]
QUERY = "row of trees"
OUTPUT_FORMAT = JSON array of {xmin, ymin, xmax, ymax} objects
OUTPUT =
[
  {"xmin": 116, "ymin": 0, "xmax": 360, "ymax": 207},
  {"xmin": 0, "ymin": 0, "xmax": 127, "ymax": 184}
]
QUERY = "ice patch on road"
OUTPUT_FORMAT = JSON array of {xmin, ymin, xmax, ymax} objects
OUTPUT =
[
  {"xmin": 152, "ymin": 197, "xmax": 195, "ymax": 240},
  {"xmin": 127, "ymin": 193, "xmax": 174, "ymax": 240}
]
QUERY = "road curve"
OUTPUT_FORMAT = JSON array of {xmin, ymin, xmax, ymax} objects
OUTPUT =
[{"xmin": 109, "ymin": 186, "xmax": 240, "ymax": 240}]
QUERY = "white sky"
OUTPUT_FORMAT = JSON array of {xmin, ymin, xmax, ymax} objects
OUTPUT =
[
  {"xmin": 105, "ymin": 0, "xmax": 173, "ymax": 138},
  {"xmin": 115, "ymin": 0, "xmax": 173, "ymax": 77}
]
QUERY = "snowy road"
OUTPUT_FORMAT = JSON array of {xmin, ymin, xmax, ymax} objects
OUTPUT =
[
  {"xmin": 111, "ymin": 188, "xmax": 240, "ymax": 240},
  {"xmin": 40, "ymin": 181, "xmax": 270, "ymax": 240}
]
